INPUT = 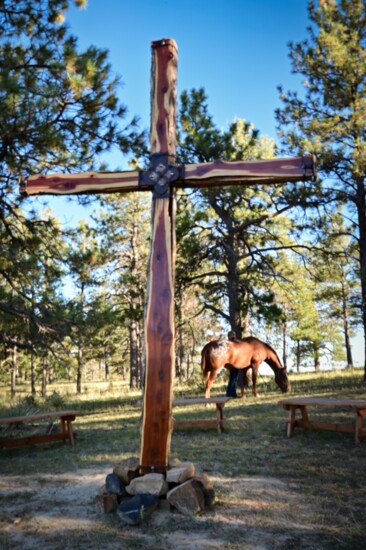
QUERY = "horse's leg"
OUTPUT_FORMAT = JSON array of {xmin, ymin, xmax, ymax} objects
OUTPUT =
[
  {"xmin": 240, "ymin": 368, "xmax": 250, "ymax": 398},
  {"xmin": 205, "ymin": 370, "xmax": 217, "ymax": 399},
  {"xmin": 251, "ymin": 364, "xmax": 259, "ymax": 397}
]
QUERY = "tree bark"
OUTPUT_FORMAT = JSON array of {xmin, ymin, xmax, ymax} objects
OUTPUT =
[
  {"xmin": 341, "ymin": 281, "xmax": 354, "ymax": 369},
  {"xmin": 31, "ymin": 351, "xmax": 36, "ymax": 395},
  {"xmin": 130, "ymin": 318, "xmax": 139, "ymax": 389},
  {"xmin": 296, "ymin": 341, "xmax": 301, "ymax": 373},
  {"xmin": 205, "ymin": 191, "xmax": 248, "ymax": 339},
  {"xmin": 104, "ymin": 342, "xmax": 110, "ymax": 381},
  {"xmin": 314, "ymin": 343, "xmax": 321, "ymax": 372},
  {"xmin": 76, "ymin": 343, "xmax": 83, "ymax": 394},
  {"xmin": 42, "ymin": 356, "xmax": 47, "ymax": 398},
  {"xmin": 11, "ymin": 345, "xmax": 17, "ymax": 399},
  {"xmin": 282, "ymin": 320, "xmax": 288, "ymax": 370}
]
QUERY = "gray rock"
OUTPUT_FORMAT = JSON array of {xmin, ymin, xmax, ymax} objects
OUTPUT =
[
  {"xmin": 126, "ymin": 473, "xmax": 168, "ymax": 496},
  {"xmin": 105, "ymin": 473, "xmax": 126, "ymax": 496},
  {"xmin": 167, "ymin": 479, "xmax": 205, "ymax": 515},
  {"xmin": 95, "ymin": 492, "xmax": 118, "ymax": 513},
  {"xmin": 168, "ymin": 457, "xmax": 182, "ymax": 468},
  {"xmin": 116, "ymin": 494, "xmax": 159, "ymax": 525},
  {"xmin": 113, "ymin": 458, "xmax": 140, "ymax": 485},
  {"xmin": 193, "ymin": 473, "xmax": 215, "ymax": 507},
  {"xmin": 166, "ymin": 462, "xmax": 195, "ymax": 484}
]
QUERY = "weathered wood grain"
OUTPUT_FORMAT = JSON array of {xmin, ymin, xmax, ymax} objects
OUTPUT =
[
  {"xmin": 22, "ymin": 171, "xmax": 140, "ymax": 196},
  {"xmin": 140, "ymin": 199, "xmax": 175, "ymax": 473},
  {"xmin": 139, "ymin": 40, "xmax": 178, "ymax": 474},
  {"xmin": 183, "ymin": 156, "xmax": 315, "ymax": 187},
  {"xmin": 23, "ymin": 155, "xmax": 315, "ymax": 197},
  {"xmin": 150, "ymin": 39, "xmax": 178, "ymax": 156}
]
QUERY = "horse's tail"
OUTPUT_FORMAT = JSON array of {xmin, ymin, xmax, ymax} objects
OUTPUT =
[{"xmin": 201, "ymin": 346, "xmax": 207, "ymax": 376}]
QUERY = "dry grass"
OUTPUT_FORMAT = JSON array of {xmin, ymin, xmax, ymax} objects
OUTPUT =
[{"xmin": 0, "ymin": 369, "xmax": 365, "ymax": 549}]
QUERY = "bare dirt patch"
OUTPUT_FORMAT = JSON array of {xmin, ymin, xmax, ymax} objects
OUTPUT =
[{"xmin": 0, "ymin": 466, "xmax": 329, "ymax": 549}]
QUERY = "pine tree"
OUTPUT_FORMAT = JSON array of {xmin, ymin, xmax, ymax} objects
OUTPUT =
[
  {"xmin": 276, "ymin": 0, "xmax": 366, "ymax": 378},
  {"xmin": 177, "ymin": 89, "xmax": 304, "ymax": 341},
  {"xmin": 313, "ymin": 208, "xmax": 360, "ymax": 368},
  {"xmin": 0, "ymin": 0, "xmax": 143, "ymax": 351}
]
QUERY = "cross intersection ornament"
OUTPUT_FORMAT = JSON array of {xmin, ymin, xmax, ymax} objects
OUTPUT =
[{"xmin": 22, "ymin": 39, "xmax": 315, "ymax": 475}]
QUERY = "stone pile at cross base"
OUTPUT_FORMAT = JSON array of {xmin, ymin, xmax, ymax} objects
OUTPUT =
[{"xmin": 95, "ymin": 458, "xmax": 215, "ymax": 525}]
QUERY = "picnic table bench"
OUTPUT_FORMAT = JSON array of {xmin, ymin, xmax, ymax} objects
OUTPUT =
[
  {"xmin": 0, "ymin": 410, "xmax": 80, "ymax": 448},
  {"xmin": 278, "ymin": 397, "xmax": 366, "ymax": 444},
  {"xmin": 172, "ymin": 397, "xmax": 230, "ymax": 433}
]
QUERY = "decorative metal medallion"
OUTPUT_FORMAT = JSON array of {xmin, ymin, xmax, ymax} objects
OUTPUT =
[{"xmin": 139, "ymin": 153, "xmax": 181, "ymax": 198}]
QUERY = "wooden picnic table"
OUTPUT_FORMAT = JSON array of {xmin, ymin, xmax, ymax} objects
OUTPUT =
[
  {"xmin": 172, "ymin": 396, "xmax": 230, "ymax": 433},
  {"xmin": 0, "ymin": 410, "xmax": 80, "ymax": 448},
  {"xmin": 278, "ymin": 397, "xmax": 366, "ymax": 444}
]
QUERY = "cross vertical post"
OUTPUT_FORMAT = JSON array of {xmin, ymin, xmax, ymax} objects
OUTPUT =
[{"xmin": 139, "ymin": 39, "xmax": 178, "ymax": 474}]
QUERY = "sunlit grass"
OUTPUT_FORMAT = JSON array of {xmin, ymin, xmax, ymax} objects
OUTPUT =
[{"xmin": 0, "ymin": 368, "xmax": 365, "ymax": 545}]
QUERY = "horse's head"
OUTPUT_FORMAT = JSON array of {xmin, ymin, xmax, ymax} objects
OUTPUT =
[{"xmin": 275, "ymin": 368, "xmax": 291, "ymax": 392}]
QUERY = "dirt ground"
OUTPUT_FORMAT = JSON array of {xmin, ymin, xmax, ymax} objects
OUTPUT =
[{"xmin": 0, "ymin": 466, "xmax": 334, "ymax": 550}]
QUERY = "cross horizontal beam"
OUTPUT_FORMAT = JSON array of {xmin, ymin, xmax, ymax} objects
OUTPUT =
[{"xmin": 22, "ymin": 155, "xmax": 315, "ymax": 196}]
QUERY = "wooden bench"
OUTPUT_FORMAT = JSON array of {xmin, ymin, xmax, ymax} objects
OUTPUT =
[
  {"xmin": 278, "ymin": 397, "xmax": 366, "ymax": 444},
  {"xmin": 0, "ymin": 410, "xmax": 80, "ymax": 448},
  {"xmin": 172, "ymin": 397, "xmax": 230, "ymax": 433}
]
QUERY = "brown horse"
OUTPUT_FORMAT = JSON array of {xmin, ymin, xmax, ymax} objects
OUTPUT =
[{"xmin": 201, "ymin": 336, "xmax": 290, "ymax": 398}]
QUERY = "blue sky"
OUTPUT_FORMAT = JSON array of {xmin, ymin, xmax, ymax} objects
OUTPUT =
[
  {"xmin": 40, "ymin": 0, "xmax": 364, "ymax": 366},
  {"xmin": 65, "ymin": 0, "xmax": 310, "ymax": 167}
]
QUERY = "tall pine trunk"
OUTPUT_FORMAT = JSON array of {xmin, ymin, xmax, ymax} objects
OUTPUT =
[
  {"xmin": 42, "ymin": 356, "xmax": 47, "ymax": 398},
  {"xmin": 31, "ymin": 351, "xmax": 36, "ymax": 395},
  {"xmin": 129, "ymin": 318, "xmax": 139, "ymax": 389},
  {"xmin": 76, "ymin": 342, "xmax": 83, "ymax": 394},
  {"xmin": 296, "ymin": 341, "xmax": 301, "ymax": 373},
  {"xmin": 175, "ymin": 291, "xmax": 185, "ymax": 380},
  {"xmin": 282, "ymin": 320, "xmax": 288, "ymax": 370},
  {"xmin": 11, "ymin": 345, "xmax": 17, "ymax": 399},
  {"xmin": 341, "ymin": 281, "xmax": 354, "ymax": 369},
  {"xmin": 104, "ymin": 340, "xmax": 110, "ymax": 381},
  {"xmin": 314, "ymin": 343, "xmax": 321, "ymax": 372}
]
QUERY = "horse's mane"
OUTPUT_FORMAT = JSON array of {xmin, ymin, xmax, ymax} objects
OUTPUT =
[{"xmin": 241, "ymin": 337, "xmax": 284, "ymax": 370}]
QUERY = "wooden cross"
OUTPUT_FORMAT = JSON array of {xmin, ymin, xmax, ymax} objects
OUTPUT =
[{"xmin": 22, "ymin": 39, "xmax": 315, "ymax": 475}]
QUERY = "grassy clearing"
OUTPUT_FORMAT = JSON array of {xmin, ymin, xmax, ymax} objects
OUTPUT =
[{"xmin": 0, "ymin": 369, "xmax": 365, "ymax": 548}]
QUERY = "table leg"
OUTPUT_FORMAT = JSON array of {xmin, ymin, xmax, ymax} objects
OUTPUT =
[
  {"xmin": 216, "ymin": 404, "xmax": 225, "ymax": 433},
  {"xmin": 287, "ymin": 406, "xmax": 296, "ymax": 437},
  {"xmin": 66, "ymin": 417, "xmax": 75, "ymax": 445},
  {"xmin": 60, "ymin": 417, "xmax": 66, "ymax": 440},
  {"xmin": 60, "ymin": 416, "xmax": 75, "ymax": 444},
  {"xmin": 300, "ymin": 405, "xmax": 308, "ymax": 423}
]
